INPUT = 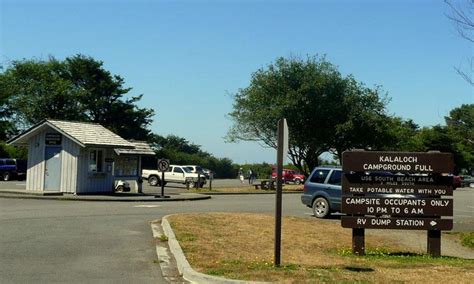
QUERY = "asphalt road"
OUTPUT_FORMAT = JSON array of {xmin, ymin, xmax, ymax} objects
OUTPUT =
[{"xmin": 0, "ymin": 182, "xmax": 472, "ymax": 283}]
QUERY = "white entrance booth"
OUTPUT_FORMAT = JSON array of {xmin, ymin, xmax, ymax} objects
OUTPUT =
[{"xmin": 8, "ymin": 119, "xmax": 155, "ymax": 194}]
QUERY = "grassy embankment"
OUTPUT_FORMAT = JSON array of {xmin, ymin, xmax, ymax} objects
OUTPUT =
[{"xmin": 167, "ymin": 213, "xmax": 474, "ymax": 283}]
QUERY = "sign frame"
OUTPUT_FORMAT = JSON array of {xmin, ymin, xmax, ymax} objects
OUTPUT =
[
  {"xmin": 341, "ymin": 150, "xmax": 454, "ymax": 257},
  {"xmin": 157, "ymin": 159, "xmax": 170, "ymax": 172}
]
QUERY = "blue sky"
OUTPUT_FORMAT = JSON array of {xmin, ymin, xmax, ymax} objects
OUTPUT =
[{"xmin": 1, "ymin": 0, "xmax": 472, "ymax": 163}]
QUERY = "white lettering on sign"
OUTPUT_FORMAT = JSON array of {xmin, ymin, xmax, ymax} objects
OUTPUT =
[
  {"xmin": 376, "ymin": 207, "xmax": 388, "ymax": 214},
  {"xmin": 379, "ymin": 156, "xmax": 418, "ymax": 163},
  {"xmin": 349, "ymin": 187, "xmax": 364, "ymax": 193},
  {"xmin": 414, "ymin": 165, "xmax": 433, "ymax": 171},
  {"xmin": 346, "ymin": 198, "xmax": 380, "ymax": 205},
  {"xmin": 362, "ymin": 163, "xmax": 435, "ymax": 172},
  {"xmin": 384, "ymin": 199, "xmax": 426, "ymax": 206},
  {"xmin": 363, "ymin": 163, "xmax": 412, "ymax": 171},
  {"xmin": 430, "ymin": 200, "xmax": 450, "ymax": 207},
  {"xmin": 361, "ymin": 156, "xmax": 435, "ymax": 172},
  {"xmin": 356, "ymin": 218, "xmax": 367, "ymax": 225},
  {"xmin": 372, "ymin": 218, "xmax": 391, "ymax": 226},
  {"xmin": 375, "ymin": 176, "xmax": 394, "ymax": 182},
  {"xmin": 361, "ymin": 176, "xmax": 372, "ymax": 181},
  {"xmin": 394, "ymin": 188, "xmax": 414, "ymax": 194},
  {"xmin": 396, "ymin": 219, "xmax": 425, "ymax": 226},
  {"xmin": 367, "ymin": 187, "xmax": 393, "ymax": 194}
]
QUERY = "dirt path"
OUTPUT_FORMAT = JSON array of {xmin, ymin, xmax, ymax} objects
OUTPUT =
[{"xmin": 368, "ymin": 230, "xmax": 474, "ymax": 259}]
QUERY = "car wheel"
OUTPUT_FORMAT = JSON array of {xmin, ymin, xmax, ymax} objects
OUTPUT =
[
  {"xmin": 295, "ymin": 179, "xmax": 302, "ymax": 185},
  {"xmin": 3, "ymin": 172, "xmax": 10, "ymax": 181},
  {"xmin": 115, "ymin": 185, "xmax": 124, "ymax": 193},
  {"xmin": 148, "ymin": 176, "xmax": 159, "ymax": 186},
  {"xmin": 312, "ymin": 197, "xmax": 330, "ymax": 218},
  {"xmin": 199, "ymin": 182, "xmax": 205, "ymax": 188}
]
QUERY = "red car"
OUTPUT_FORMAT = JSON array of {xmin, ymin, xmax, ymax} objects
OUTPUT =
[
  {"xmin": 453, "ymin": 176, "xmax": 462, "ymax": 189},
  {"xmin": 271, "ymin": 168, "xmax": 306, "ymax": 184}
]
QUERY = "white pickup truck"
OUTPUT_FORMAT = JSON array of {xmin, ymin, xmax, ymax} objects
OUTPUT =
[{"xmin": 142, "ymin": 165, "xmax": 206, "ymax": 188}]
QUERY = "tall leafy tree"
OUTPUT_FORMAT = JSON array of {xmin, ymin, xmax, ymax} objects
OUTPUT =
[
  {"xmin": 227, "ymin": 56, "xmax": 391, "ymax": 173},
  {"xmin": 445, "ymin": 104, "xmax": 474, "ymax": 144},
  {"xmin": 0, "ymin": 55, "xmax": 154, "ymax": 140},
  {"xmin": 0, "ymin": 76, "xmax": 15, "ymax": 140},
  {"xmin": 444, "ymin": 104, "xmax": 474, "ymax": 173},
  {"xmin": 1, "ymin": 58, "xmax": 83, "ymax": 128}
]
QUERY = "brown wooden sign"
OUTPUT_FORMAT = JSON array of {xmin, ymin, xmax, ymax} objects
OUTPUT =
[
  {"xmin": 342, "ymin": 196, "xmax": 453, "ymax": 217},
  {"xmin": 341, "ymin": 150, "xmax": 454, "ymax": 257},
  {"xmin": 342, "ymin": 151, "xmax": 454, "ymax": 173},
  {"xmin": 342, "ymin": 174, "xmax": 453, "ymax": 196},
  {"xmin": 341, "ymin": 216, "xmax": 453, "ymax": 230}
]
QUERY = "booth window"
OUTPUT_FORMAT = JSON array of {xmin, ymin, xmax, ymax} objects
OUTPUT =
[
  {"xmin": 89, "ymin": 149, "xmax": 104, "ymax": 173},
  {"xmin": 114, "ymin": 156, "xmax": 138, "ymax": 176}
]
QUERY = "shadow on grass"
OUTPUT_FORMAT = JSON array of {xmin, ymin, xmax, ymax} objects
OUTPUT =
[
  {"xmin": 366, "ymin": 251, "xmax": 423, "ymax": 257},
  {"xmin": 344, "ymin": 266, "xmax": 375, "ymax": 272}
]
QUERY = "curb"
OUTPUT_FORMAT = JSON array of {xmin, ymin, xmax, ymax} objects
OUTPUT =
[
  {"xmin": 161, "ymin": 215, "xmax": 271, "ymax": 284},
  {"xmin": 0, "ymin": 192, "xmax": 211, "ymax": 202}
]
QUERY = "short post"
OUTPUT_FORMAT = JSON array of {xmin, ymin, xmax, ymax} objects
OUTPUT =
[
  {"xmin": 427, "ymin": 230, "xmax": 441, "ymax": 257},
  {"xmin": 209, "ymin": 172, "xmax": 213, "ymax": 190},
  {"xmin": 198, "ymin": 172, "xmax": 201, "ymax": 189},
  {"xmin": 186, "ymin": 179, "xmax": 190, "ymax": 190},
  {"xmin": 352, "ymin": 228, "xmax": 365, "ymax": 255},
  {"xmin": 161, "ymin": 171, "xmax": 165, "ymax": 197}
]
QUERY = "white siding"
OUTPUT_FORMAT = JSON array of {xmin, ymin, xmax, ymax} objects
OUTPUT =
[
  {"xmin": 60, "ymin": 137, "xmax": 80, "ymax": 193},
  {"xmin": 76, "ymin": 148, "xmax": 114, "ymax": 193},
  {"xmin": 26, "ymin": 131, "xmax": 46, "ymax": 191}
]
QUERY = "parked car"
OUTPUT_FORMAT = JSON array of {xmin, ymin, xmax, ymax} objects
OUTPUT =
[
  {"xmin": 142, "ymin": 165, "xmax": 206, "ymax": 188},
  {"xmin": 183, "ymin": 165, "xmax": 209, "ymax": 178},
  {"xmin": 301, "ymin": 167, "xmax": 415, "ymax": 218},
  {"xmin": 460, "ymin": 175, "xmax": 474, "ymax": 188},
  {"xmin": 453, "ymin": 175, "xmax": 462, "ymax": 189},
  {"xmin": 202, "ymin": 168, "xmax": 212, "ymax": 178},
  {"xmin": 301, "ymin": 166, "xmax": 342, "ymax": 218},
  {"xmin": 271, "ymin": 168, "xmax": 306, "ymax": 184},
  {"xmin": 0, "ymin": 158, "xmax": 27, "ymax": 181}
]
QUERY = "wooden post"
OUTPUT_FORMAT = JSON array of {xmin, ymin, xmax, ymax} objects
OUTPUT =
[
  {"xmin": 352, "ymin": 228, "xmax": 365, "ymax": 255},
  {"xmin": 274, "ymin": 119, "xmax": 285, "ymax": 267},
  {"xmin": 427, "ymin": 230, "xmax": 441, "ymax": 257}
]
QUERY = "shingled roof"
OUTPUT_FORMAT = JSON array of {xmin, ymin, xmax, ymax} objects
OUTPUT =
[
  {"xmin": 114, "ymin": 140, "xmax": 155, "ymax": 156},
  {"xmin": 8, "ymin": 119, "xmax": 134, "ymax": 148}
]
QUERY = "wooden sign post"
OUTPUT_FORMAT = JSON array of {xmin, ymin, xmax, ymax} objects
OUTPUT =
[
  {"xmin": 274, "ymin": 118, "xmax": 288, "ymax": 267},
  {"xmin": 341, "ymin": 151, "xmax": 454, "ymax": 257}
]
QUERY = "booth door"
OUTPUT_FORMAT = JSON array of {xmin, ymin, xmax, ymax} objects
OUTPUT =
[{"xmin": 44, "ymin": 146, "xmax": 62, "ymax": 191}]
